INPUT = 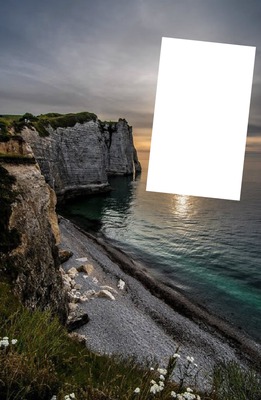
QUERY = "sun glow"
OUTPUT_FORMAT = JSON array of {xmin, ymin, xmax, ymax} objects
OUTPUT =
[{"xmin": 171, "ymin": 195, "xmax": 190, "ymax": 216}]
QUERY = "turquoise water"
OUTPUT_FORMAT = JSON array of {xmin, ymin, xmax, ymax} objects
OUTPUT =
[{"xmin": 61, "ymin": 151, "xmax": 261, "ymax": 342}]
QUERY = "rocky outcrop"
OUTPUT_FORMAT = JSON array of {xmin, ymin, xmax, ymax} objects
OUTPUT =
[
  {"xmin": 21, "ymin": 118, "xmax": 141, "ymax": 202},
  {"xmin": 0, "ymin": 152, "xmax": 68, "ymax": 323}
]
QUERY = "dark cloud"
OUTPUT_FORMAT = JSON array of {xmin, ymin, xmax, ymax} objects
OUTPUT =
[{"xmin": 1, "ymin": 0, "xmax": 261, "ymax": 140}]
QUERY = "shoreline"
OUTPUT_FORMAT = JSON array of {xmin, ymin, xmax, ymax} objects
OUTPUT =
[{"xmin": 59, "ymin": 216, "xmax": 261, "ymax": 388}]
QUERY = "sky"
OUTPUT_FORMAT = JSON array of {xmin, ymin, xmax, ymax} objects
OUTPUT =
[{"xmin": 1, "ymin": 0, "xmax": 261, "ymax": 152}]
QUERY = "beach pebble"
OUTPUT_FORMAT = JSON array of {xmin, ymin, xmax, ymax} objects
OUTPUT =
[
  {"xmin": 68, "ymin": 332, "xmax": 87, "ymax": 345},
  {"xmin": 76, "ymin": 257, "xmax": 88, "ymax": 262},
  {"xmin": 100, "ymin": 285, "xmax": 118, "ymax": 294},
  {"xmin": 96, "ymin": 289, "xmax": 116, "ymax": 301},
  {"xmin": 68, "ymin": 302, "xmax": 78, "ymax": 311},
  {"xmin": 118, "ymin": 279, "xmax": 125, "ymax": 290},
  {"xmin": 75, "ymin": 283, "xmax": 82, "ymax": 290},
  {"xmin": 77, "ymin": 263, "xmax": 94, "ymax": 275},
  {"xmin": 67, "ymin": 267, "xmax": 78, "ymax": 278}
]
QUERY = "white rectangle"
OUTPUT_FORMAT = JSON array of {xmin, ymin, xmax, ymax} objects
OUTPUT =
[{"xmin": 146, "ymin": 37, "xmax": 256, "ymax": 200}]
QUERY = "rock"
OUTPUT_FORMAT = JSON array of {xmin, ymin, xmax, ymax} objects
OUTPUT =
[
  {"xmin": 76, "ymin": 263, "xmax": 94, "ymax": 275},
  {"xmin": 96, "ymin": 290, "xmax": 116, "ymax": 301},
  {"xmin": 67, "ymin": 311, "xmax": 90, "ymax": 332},
  {"xmin": 100, "ymin": 285, "xmax": 118, "ymax": 294},
  {"xmin": 68, "ymin": 302, "xmax": 78, "ymax": 312},
  {"xmin": 21, "ymin": 118, "xmax": 141, "ymax": 202},
  {"xmin": 67, "ymin": 267, "xmax": 78, "ymax": 278},
  {"xmin": 0, "ymin": 162, "xmax": 68, "ymax": 323},
  {"xmin": 68, "ymin": 292, "xmax": 80, "ymax": 303},
  {"xmin": 59, "ymin": 249, "xmax": 73, "ymax": 263},
  {"xmin": 75, "ymin": 283, "xmax": 82, "ymax": 290},
  {"xmin": 118, "ymin": 279, "xmax": 126, "ymax": 290},
  {"xmin": 68, "ymin": 332, "xmax": 87, "ymax": 345}
]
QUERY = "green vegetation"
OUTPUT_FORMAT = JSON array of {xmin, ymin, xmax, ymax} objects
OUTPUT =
[
  {"xmin": 0, "ymin": 166, "xmax": 20, "ymax": 254},
  {"xmin": 0, "ymin": 112, "xmax": 98, "ymax": 137},
  {"xmin": 212, "ymin": 361, "xmax": 261, "ymax": 400},
  {"xmin": 0, "ymin": 280, "xmax": 260, "ymax": 400}
]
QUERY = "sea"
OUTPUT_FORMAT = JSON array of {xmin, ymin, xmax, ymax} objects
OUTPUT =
[{"xmin": 61, "ymin": 149, "xmax": 261, "ymax": 343}]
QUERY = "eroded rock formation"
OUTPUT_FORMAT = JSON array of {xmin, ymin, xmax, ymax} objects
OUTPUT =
[
  {"xmin": 0, "ymin": 152, "xmax": 68, "ymax": 322},
  {"xmin": 21, "ymin": 118, "xmax": 141, "ymax": 201}
]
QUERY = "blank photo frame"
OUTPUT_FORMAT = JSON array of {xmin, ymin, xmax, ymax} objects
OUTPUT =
[{"xmin": 146, "ymin": 37, "xmax": 256, "ymax": 200}]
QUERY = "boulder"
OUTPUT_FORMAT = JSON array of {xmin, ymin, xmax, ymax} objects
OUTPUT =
[
  {"xmin": 59, "ymin": 249, "xmax": 73, "ymax": 263},
  {"xmin": 76, "ymin": 263, "xmax": 94, "ymax": 275}
]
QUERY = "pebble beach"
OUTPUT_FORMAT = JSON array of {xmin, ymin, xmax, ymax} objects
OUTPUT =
[{"xmin": 59, "ymin": 217, "xmax": 261, "ymax": 390}]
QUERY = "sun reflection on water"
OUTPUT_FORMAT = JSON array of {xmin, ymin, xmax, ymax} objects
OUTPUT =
[{"xmin": 171, "ymin": 194, "xmax": 191, "ymax": 217}]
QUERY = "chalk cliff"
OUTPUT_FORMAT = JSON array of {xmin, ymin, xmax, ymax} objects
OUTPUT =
[
  {"xmin": 0, "ymin": 139, "xmax": 68, "ymax": 322},
  {"xmin": 21, "ymin": 118, "xmax": 141, "ymax": 201}
]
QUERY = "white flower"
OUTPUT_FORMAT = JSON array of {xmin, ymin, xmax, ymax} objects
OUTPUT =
[
  {"xmin": 50, "ymin": 396, "xmax": 57, "ymax": 400},
  {"xmin": 69, "ymin": 394, "xmax": 76, "ymax": 399},
  {"xmin": 171, "ymin": 391, "xmax": 177, "ymax": 398},
  {"xmin": 157, "ymin": 367, "xmax": 167, "ymax": 375},
  {"xmin": 133, "ymin": 387, "xmax": 140, "ymax": 394},
  {"xmin": 150, "ymin": 384, "xmax": 158, "ymax": 394},
  {"xmin": 159, "ymin": 380, "xmax": 164, "ymax": 387},
  {"xmin": 0, "ymin": 338, "xmax": 9, "ymax": 348},
  {"xmin": 196, "ymin": 396, "xmax": 201, "ymax": 400},
  {"xmin": 150, "ymin": 383, "xmax": 162, "ymax": 394},
  {"xmin": 150, "ymin": 380, "xmax": 156, "ymax": 385},
  {"xmin": 173, "ymin": 353, "xmax": 181, "ymax": 358},
  {"xmin": 64, "ymin": 396, "xmax": 70, "ymax": 400},
  {"xmin": 186, "ymin": 356, "xmax": 195, "ymax": 363},
  {"xmin": 11, "ymin": 339, "xmax": 18, "ymax": 345},
  {"xmin": 183, "ymin": 393, "xmax": 196, "ymax": 400},
  {"xmin": 159, "ymin": 374, "xmax": 165, "ymax": 381},
  {"xmin": 194, "ymin": 363, "xmax": 198, "ymax": 368},
  {"xmin": 150, "ymin": 367, "xmax": 154, "ymax": 370},
  {"xmin": 186, "ymin": 388, "xmax": 193, "ymax": 393}
]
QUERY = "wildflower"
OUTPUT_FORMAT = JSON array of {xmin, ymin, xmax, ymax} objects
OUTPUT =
[
  {"xmin": 194, "ymin": 363, "xmax": 198, "ymax": 368},
  {"xmin": 196, "ymin": 396, "xmax": 201, "ymax": 400},
  {"xmin": 159, "ymin": 380, "xmax": 164, "ymax": 387},
  {"xmin": 50, "ymin": 396, "xmax": 57, "ymax": 400},
  {"xmin": 186, "ymin": 356, "xmax": 194, "ymax": 363},
  {"xmin": 186, "ymin": 388, "xmax": 193, "ymax": 393},
  {"xmin": 171, "ymin": 391, "xmax": 177, "ymax": 398},
  {"xmin": 0, "ymin": 337, "xmax": 9, "ymax": 348},
  {"xmin": 150, "ymin": 384, "xmax": 158, "ymax": 394},
  {"xmin": 11, "ymin": 339, "xmax": 18, "ymax": 345},
  {"xmin": 150, "ymin": 367, "xmax": 154, "ymax": 370},
  {"xmin": 157, "ymin": 367, "xmax": 167, "ymax": 375},
  {"xmin": 64, "ymin": 395, "xmax": 76, "ymax": 400},
  {"xmin": 133, "ymin": 387, "xmax": 140, "ymax": 394},
  {"xmin": 159, "ymin": 374, "xmax": 165, "ymax": 381},
  {"xmin": 150, "ymin": 383, "xmax": 163, "ymax": 394},
  {"xmin": 150, "ymin": 380, "xmax": 156, "ymax": 385},
  {"xmin": 173, "ymin": 353, "xmax": 181, "ymax": 359}
]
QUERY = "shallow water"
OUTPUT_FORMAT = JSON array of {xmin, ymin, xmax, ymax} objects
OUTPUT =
[{"xmin": 61, "ymin": 150, "xmax": 261, "ymax": 343}]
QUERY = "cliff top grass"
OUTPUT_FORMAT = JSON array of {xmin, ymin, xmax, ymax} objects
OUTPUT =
[{"xmin": 0, "ymin": 112, "xmax": 98, "ymax": 137}]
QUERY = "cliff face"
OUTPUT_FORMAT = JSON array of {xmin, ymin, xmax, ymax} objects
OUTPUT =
[
  {"xmin": 0, "ymin": 145, "xmax": 67, "ymax": 322},
  {"xmin": 21, "ymin": 118, "xmax": 141, "ymax": 201}
]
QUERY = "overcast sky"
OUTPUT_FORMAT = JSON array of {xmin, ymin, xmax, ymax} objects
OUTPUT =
[{"xmin": 1, "ymin": 0, "xmax": 261, "ymax": 151}]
